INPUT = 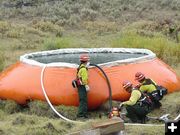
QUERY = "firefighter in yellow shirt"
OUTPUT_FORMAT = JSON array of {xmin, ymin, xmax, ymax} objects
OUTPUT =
[
  {"xmin": 135, "ymin": 72, "xmax": 162, "ymax": 109},
  {"xmin": 119, "ymin": 81, "xmax": 151, "ymax": 123},
  {"xmin": 76, "ymin": 54, "xmax": 90, "ymax": 118}
]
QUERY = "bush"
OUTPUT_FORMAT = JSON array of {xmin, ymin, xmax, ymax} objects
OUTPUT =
[
  {"xmin": 32, "ymin": 20, "xmax": 63, "ymax": 33},
  {"xmin": 5, "ymin": 29, "xmax": 22, "ymax": 38},
  {"xmin": 0, "ymin": 21, "xmax": 11, "ymax": 34},
  {"xmin": 83, "ymin": 21, "xmax": 118, "ymax": 35},
  {"xmin": 80, "ymin": 8, "xmax": 98, "ymax": 21},
  {"xmin": 67, "ymin": 15, "xmax": 81, "ymax": 27}
]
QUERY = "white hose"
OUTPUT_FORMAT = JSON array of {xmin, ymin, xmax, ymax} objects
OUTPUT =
[
  {"xmin": 40, "ymin": 65, "xmax": 83, "ymax": 124},
  {"xmin": 40, "ymin": 64, "xmax": 170, "ymax": 126},
  {"xmin": 174, "ymin": 114, "xmax": 180, "ymax": 121}
]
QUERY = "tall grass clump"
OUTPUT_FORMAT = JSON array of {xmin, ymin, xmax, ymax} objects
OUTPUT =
[
  {"xmin": 31, "ymin": 20, "xmax": 64, "ymax": 34},
  {"xmin": 43, "ymin": 37, "xmax": 72, "ymax": 50},
  {"xmin": 3, "ymin": 100, "xmax": 21, "ymax": 114},
  {"xmin": 111, "ymin": 31, "xmax": 180, "ymax": 65},
  {"xmin": 28, "ymin": 101, "xmax": 55, "ymax": 118},
  {"xmin": 0, "ymin": 21, "xmax": 11, "ymax": 35},
  {"xmin": 0, "ymin": 51, "xmax": 5, "ymax": 71}
]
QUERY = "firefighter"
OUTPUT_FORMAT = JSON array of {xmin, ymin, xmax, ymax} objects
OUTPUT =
[
  {"xmin": 135, "ymin": 72, "xmax": 163, "ymax": 109},
  {"xmin": 76, "ymin": 53, "xmax": 90, "ymax": 118},
  {"xmin": 119, "ymin": 81, "xmax": 151, "ymax": 123}
]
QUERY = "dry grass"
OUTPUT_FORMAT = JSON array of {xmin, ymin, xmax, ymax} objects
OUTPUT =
[
  {"xmin": 125, "ymin": 125, "xmax": 164, "ymax": 135},
  {"xmin": 0, "ymin": 90, "xmax": 180, "ymax": 134}
]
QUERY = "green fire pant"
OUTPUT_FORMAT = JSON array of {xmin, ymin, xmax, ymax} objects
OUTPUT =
[
  {"xmin": 126, "ymin": 104, "xmax": 150, "ymax": 123},
  {"xmin": 77, "ymin": 85, "xmax": 88, "ymax": 117}
]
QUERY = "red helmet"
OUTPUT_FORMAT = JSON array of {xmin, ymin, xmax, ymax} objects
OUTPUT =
[
  {"xmin": 79, "ymin": 54, "xmax": 90, "ymax": 62},
  {"xmin": 135, "ymin": 72, "xmax": 145, "ymax": 81},
  {"xmin": 122, "ymin": 80, "xmax": 132, "ymax": 90}
]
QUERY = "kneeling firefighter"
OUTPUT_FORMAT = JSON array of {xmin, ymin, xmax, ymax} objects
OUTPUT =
[
  {"xmin": 72, "ymin": 54, "xmax": 90, "ymax": 118},
  {"xmin": 119, "ymin": 81, "xmax": 152, "ymax": 123},
  {"xmin": 135, "ymin": 72, "xmax": 167, "ymax": 109}
]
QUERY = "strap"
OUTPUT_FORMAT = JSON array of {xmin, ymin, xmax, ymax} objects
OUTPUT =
[
  {"xmin": 76, "ymin": 64, "xmax": 88, "ymax": 78},
  {"xmin": 143, "ymin": 78, "xmax": 158, "ymax": 89},
  {"xmin": 77, "ymin": 64, "xmax": 86, "ymax": 73}
]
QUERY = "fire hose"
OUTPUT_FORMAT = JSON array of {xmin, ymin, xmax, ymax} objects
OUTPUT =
[
  {"xmin": 90, "ymin": 63, "xmax": 112, "ymax": 112},
  {"xmin": 41, "ymin": 64, "xmax": 83, "ymax": 123},
  {"xmin": 41, "ymin": 63, "xmax": 112, "ymax": 123}
]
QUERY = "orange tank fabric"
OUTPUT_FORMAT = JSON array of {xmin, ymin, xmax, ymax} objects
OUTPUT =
[{"xmin": 0, "ymin": 58, "xmax": 180, "ymax": 109}]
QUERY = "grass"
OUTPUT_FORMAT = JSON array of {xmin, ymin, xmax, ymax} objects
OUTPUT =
[
  {"xmin": 111, "ymin": 30, "xmax": 180, "ymax": 65},
  {"xmin": 0, "ymin": 91, "xmax": 180, "ymax": 135},
  {"xmin": 125, "ymin": 125, "xmax": 164, "ymax": 135},
  {"xmin": 0, "ymin": 51, "xmax": 5, "ymax": 71},
  {"xmin": 43, "ymin": 37, "xmax": 72, "ymax": 50}
]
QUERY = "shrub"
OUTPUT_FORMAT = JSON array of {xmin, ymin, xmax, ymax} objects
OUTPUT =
[
  {"xmin": 32, "ymin": 21, "xmax": 63, "ymax": 33},
  {"xmin": 67, "ymin": 15, "xmax": 81, "ymax": 27},
  {"xmin": 80, "ymin": 8, "xmax": 98, "ymax": 21},
  {"xmin": 26, "ymin": 27, "xmax": 45, "ymax": 37},
  {"xmin": 83, "ymin": 21, "xmax": 118, "ymax": 35},
  {"xmin": 0, "ymin": 21, "xmax": 11, "ymax": 34},
  {"xmin": 90, "ymin": 0, "xmax": 100, "ymax": 11},
  {"xmin": 5, "ymin": 29, "xmax": 22, "ymax": 38}
]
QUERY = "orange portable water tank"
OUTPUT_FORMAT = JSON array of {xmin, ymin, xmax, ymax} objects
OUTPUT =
[{"xmin": 0, "ymin": 48, "xmax": 180, "ymax": 109}]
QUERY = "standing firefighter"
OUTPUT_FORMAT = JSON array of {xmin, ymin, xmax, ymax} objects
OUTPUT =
[
  {"xmin": 119, "ymin": 81, "xmax": 152, "ymax": 123},
  {"xmin": 135, "ymin": 72, "xmax": 167, "ymax": 109},
  {"xmin": 76, "ymin": 53, "xmax": 90, "ymax": 118}
]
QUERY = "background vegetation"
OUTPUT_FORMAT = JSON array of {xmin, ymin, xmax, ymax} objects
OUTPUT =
[{"xmin": 0, "ymin": 0, "xmax": 180, "ymax": 134}]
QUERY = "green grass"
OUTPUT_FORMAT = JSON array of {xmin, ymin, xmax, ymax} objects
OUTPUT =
[
  {"xmin": 0, "ymin": 51, "xmax": 5, "ymax": 72},
  {"xmin": 43, "ymin": 37, "xmax": 73, "ymax": 50},
  {"xmin": 125, "ymin": 125, "xmax": 164, "ymax": 135},
  {"xmin": 0, "ymin": 91, "xmax": 180, "ymax": 135},
  {"xmin": 111, "ymin": 30, "xmax": 180, "ymax": 65}
]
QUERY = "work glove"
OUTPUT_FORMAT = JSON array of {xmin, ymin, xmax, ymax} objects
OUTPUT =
[{"xmin": 85, "ymin": 85, "xmax": 90, "ymax": 92}]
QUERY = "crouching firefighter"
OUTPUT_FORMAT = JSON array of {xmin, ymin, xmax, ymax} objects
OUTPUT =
[
  {"xmin": 119, "ymin": 81, "xmax": 152, "ymax": 123},
  {"xmin": 72, "ymin": 53, "xmax": 90, "ymax": 119},
  {"xmin": 135, "ymin": 72, "xmax": 167, "ymax": 109}
]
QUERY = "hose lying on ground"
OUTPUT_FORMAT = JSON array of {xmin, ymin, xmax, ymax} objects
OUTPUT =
[
  {"xmin": 41, "ymin": 63, "xmax": 112, "ymax": 123},
  {"xmin": 41, "ymin": 64, "xmax": 83, "ymax": 124}
]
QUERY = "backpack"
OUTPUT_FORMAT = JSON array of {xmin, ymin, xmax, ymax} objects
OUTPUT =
[
  {"xmin": 156, "ymin": 85, "xmax": 168, "ymax": 100},
  {"xmin": 144, "ymin": 79, "xmax": 168, "ymax": 101}
]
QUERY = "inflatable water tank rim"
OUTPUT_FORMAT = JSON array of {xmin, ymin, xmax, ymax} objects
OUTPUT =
[{"xmin": 20, "ymin": 48, "xmax": 156, "ymax": 68}]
